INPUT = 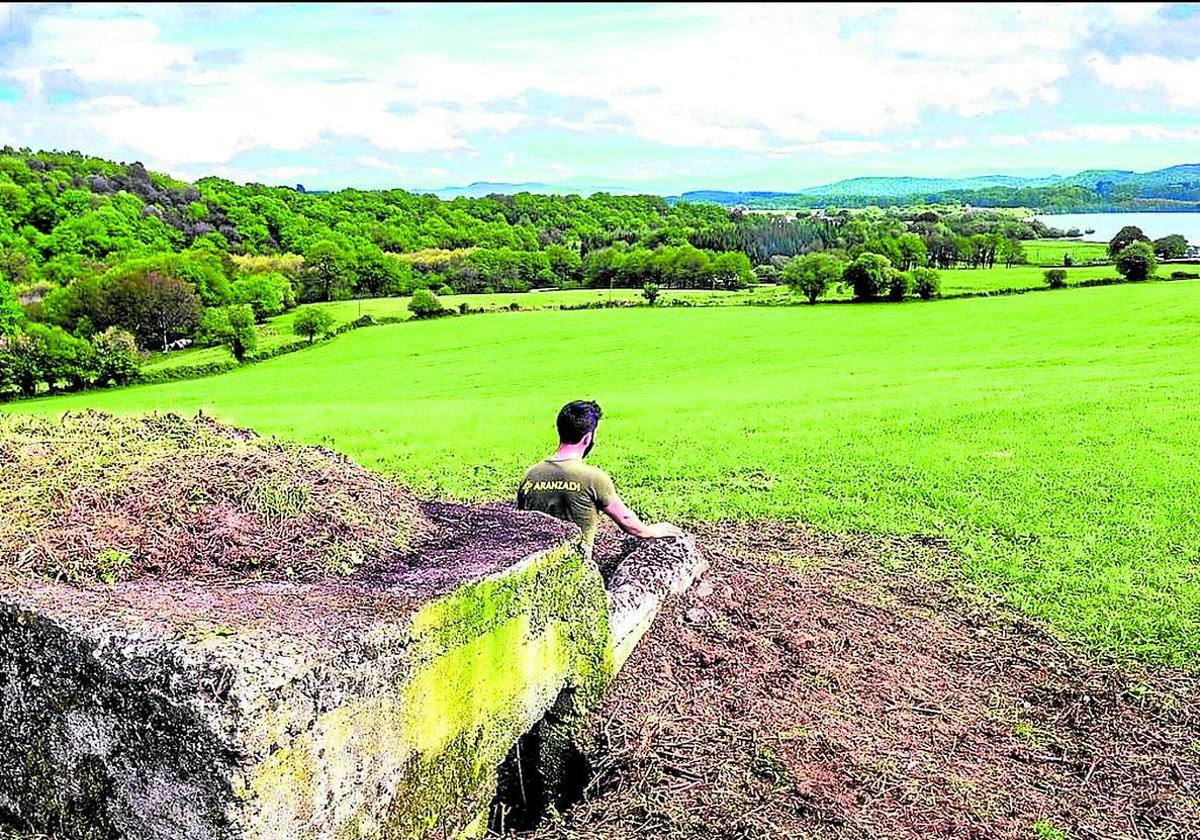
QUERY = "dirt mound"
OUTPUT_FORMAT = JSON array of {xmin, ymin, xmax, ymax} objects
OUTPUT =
[
  {"xmin": 0, "ymin": 411, "xmax": 429, "ymax": 586},
  {"xmin": 535, "ymin": 522, "xmax": 1200, "ymax": 840}
]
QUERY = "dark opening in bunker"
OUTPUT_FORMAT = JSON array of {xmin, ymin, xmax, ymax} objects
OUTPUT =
[{"xmin": 488, "ymin": 686, "xmax": 595, "ymax": 834}]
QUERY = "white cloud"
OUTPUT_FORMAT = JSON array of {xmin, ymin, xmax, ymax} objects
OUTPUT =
[
  {"xmin": 803, "ymin": 140, "xmax": 892, "ymax": 157},
  {"xmin": 72, "ymin": 79, "xmax": 520, "ymax": 163},
  {"xmin": 1037, "ymin": 123, "xmax": 1200, "ymax": 143},
  {"xmin": 4, "ymin": 10, "xmax": 523, "ymax": 165},
  {"xmin": 989, "ymin": 135, "xmax": 1031, "ymax": 148},
  {"xmin": 266, "ymin": 165, "xmax": 319, "ymax": 179},
  {"xmin": 1088, "ymin": 53, "xmax": 1200, "ymax": 107},
  {"xmin": 985, "ymin": 122, "xmax": 1200, "ymax": 149},
  {"xmin": 21, "ymin": 16, "xmax": 193, "ymax": 88},
  {"xmin": 933, "ymin": 137, "xmax": 968, "ymax": 150},
  {"xmin": 1, "ymin": 1, "xmax": 1193, "ymax": 177},
  {"xmin": 357, "ymin": 156, "xmax": 409, "ymax": 175},
  {"xmin": 501, "ymin": 153, "xmax": 516, "ymax": 167},
  {"xmin": 360, "ymin": 4, "xmax": 1095, "ymax": 151}
]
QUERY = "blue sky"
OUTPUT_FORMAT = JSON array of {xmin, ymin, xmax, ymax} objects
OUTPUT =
[{"xmin": 3, "ymin": 2, "xmax": 1200, "ymax": 192}]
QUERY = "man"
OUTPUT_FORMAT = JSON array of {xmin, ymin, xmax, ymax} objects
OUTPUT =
[{"xmin": 517, "ymin": 400, "xmax": 683, "ymax": 547}]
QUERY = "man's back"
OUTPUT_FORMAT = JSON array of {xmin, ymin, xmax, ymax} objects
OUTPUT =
[{"xmin": 517, "ymin": 458, "xmax": 616, "ymax": 544}]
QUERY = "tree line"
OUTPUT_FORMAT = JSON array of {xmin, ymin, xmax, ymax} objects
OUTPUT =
[{"xmin": 0, "ymin": 146, "xmax": 1133, "ymax": 397}]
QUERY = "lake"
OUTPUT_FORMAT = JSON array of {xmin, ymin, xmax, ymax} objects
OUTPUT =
[{"xmin": 1034, "ymin": 212, "xmax": 1200, "ymax": 243}]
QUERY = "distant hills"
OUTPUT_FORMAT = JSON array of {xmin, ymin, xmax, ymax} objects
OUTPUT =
[
  {"xmin": 678, "ymin": 164, "xmax": 1200, "ymax": 207},
  {"xmin": 429, "ymin": 164, "xmax": 1200, "ymax": 211}
]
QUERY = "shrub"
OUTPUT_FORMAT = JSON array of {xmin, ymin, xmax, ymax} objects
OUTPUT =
[
  {"xmin": 90, "ymin": 327, "xmax": 140, "ymax": 386},
  {"xmin": 436, "ymin": 284, "xmax": 454, "ymax": 297},
  {"xmin": 1115, "ymin": 242, "xmax": 1157, "ymax": 282},
  {"xmin": 408, "ymin": 288, "xmax": 445, "ymax": 319},
  {"xmin": 885, "ymin": 268, "xmax": 912, "ymax": 302},
  {"xmin": 242, "ymin": 338, "xmax": 309, "ymax": 363},
  {"xmin": 1152, "ymin": 234, "xmax": 1188, "ymax": 259},
  {"xmin": 1062, "ymin": 253, "xmax": 1073, "ymax": 267},
  {"xmin": 1169, "ymin": 270, "xmax": 1199, "ymax": 280},
  {"xmin": 911, "ymin": 267, "xmax": 940, "ymax": 300},
  {"xmin": 0, "ymin": 277, "xmax": 21, "ymax": 337},
  {"xmin": 95, "ymin": 548, "xmax": 132, "ymax": 586},
  {"xmin": 507, "ymin": 301, "xmax": 521, "ymax": 311},
  {"xmin": 230, "ymin": 271, "xmax": 293, "ymax": 321},
  {"xmin": 642, "ymin": 281, "xmax": 661, "ymax": 306},
  {"xmin": 783, "ymin": 252, "xmax": 844, "ymax": 304},
  {"xmin": 293, "ymin": 307, "xmax": 336, "ymax": 343},
  {"xmin": 753, "ymin": 264, "xmax": 781, "ymax": 284},
  {"xmin": 224, "ymin": 304, "xmax": 258, "ymax": 361},
  {"xmin": 842, "ymin": 252, "xmax": 892, "ymax": 301},
  {"xmin": 136, "ymin": 358, "xmax": 238, "ymax": 384},
  {"xmin": 1044, "ymin": 269, "xmax": 1068, "ymax": 289},
  {"xmin": 194, "ymin": 307, "xmax": 231, "ymax": 347}
]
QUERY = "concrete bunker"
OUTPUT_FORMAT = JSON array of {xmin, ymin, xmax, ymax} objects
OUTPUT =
[{"xmin": 0, "ymin": 413, "xmax": 703, "ymax": 840}]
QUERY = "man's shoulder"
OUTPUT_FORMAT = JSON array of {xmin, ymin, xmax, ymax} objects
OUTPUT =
[
  {"xmin": 582, "ymin": 462, "xmax": 612, "ymax": 480},
  {"xmin": 522, "ymin": 459, "xmax": 611, "ymax": 483}
]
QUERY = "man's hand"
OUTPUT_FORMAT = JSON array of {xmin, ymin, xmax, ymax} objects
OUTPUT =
[{"xmin": 603, "ymin": 496, "xmax": 685, "ymax": 539}]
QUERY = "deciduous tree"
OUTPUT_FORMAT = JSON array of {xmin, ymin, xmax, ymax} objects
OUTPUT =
[
  {"xmin": 783, "ymin": 252, "xmax": 845, "ymax": 304},
  {"xmin": 1115, "ymin": 242, "xmax": 1157, "ymax": 281},
  {"xmin": 1108, "ymin": 225, "xmax": 1150, "ymax": 257},
  {"xmin": 292, "ymin": 307, "xmax": 336, "ymax": 344}
]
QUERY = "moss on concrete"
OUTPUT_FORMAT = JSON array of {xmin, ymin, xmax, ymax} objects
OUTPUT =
[{"xmin": 246, "ymin": 542, "xmax": 614, "ymax": 840}]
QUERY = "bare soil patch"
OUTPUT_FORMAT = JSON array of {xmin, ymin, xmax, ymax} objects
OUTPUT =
[{"xmin": 536, "ymin": 522, "xmax": 1200, "ymax": 840}]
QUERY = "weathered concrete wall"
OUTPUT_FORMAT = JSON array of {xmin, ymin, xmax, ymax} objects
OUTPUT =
[
  {"xmin": 606, "ymin": 534, "xmax": 706, "ymax": 671},
  {"xmin": 0, "ymin": 515, "xmax": 703, "ymax": 840}
]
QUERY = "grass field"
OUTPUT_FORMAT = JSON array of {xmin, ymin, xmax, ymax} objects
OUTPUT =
[
  {"xmin": 147, "ymin": 266, "xmax": 1123, "ymax": 374},
  {"xmin": 140, "ymin": 343, "xmax": 234, "ymax": 373},
  {"xmin": 13, "ymin": 281, "xmax": 1199, "ymax": 667},
  {"xmin": 1022, "ymin": 238, "xmax": 1111, "ymax": 267},
  {"xmin": 936, "ymin": 263, "xmax": 1114, "ymax": 293}
]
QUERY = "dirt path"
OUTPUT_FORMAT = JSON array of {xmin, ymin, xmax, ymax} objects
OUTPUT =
[{"xmin": 535, "ymin": 523, "xmax": 1200, "ymax": 840}]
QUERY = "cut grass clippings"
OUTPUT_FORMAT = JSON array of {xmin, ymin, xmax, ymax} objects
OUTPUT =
[{"xmin": 535, "ymin": 522, "xmax": 1200, "ymax": 840}]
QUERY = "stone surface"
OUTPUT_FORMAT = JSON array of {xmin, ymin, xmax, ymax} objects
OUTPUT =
[
  {"xmin": 0, "ymin": 509, "xmax": 704, "ymax": 840},
  {"xmin": 606, "ymin": 535, "xmax": 707, "ymax": 670},
  {"xmin": 0, "ymin": 502, "xmax": 613, "ymax": 840}
]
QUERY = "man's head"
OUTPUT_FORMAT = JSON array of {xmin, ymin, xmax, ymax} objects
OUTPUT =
[{"xmin": 557, "ymin": 400, "xmax": 602, "ymax": 456}]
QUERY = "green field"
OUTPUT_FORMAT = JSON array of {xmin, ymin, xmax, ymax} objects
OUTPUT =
[
  {"xmin": 12, "ymin": 281, "xmax": 1199, "ymax": 666},
  {"xmin": 1022, "ymin": 238, "xmax": 1111, "ymax": 267},
  {"xmin": 937, "ymin": 263, "xmax": 1115, "ymax": 293},
  {"xmin": 144, "ymin": 267, "xmax": 1122, "ymax": 375}
]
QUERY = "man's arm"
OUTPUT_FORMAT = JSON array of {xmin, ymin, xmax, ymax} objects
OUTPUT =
[{"xmin": 602, "ymin": 495, "xmax": 684, "ymax": 539}]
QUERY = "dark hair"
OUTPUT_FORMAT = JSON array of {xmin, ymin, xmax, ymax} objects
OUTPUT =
[{"xmin": 557, "ymin": 400, "xmax": 602, "ymax": 444}]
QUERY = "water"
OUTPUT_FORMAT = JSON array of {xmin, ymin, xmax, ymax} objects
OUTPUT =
[{"xmin": 1034, "ymin": 212, "xmax": 1200, "ymax": 244}]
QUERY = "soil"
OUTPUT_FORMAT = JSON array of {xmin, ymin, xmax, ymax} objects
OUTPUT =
[{"xmin": 534, "ymin": 521, "xmax": 1200, "ymax": 840}]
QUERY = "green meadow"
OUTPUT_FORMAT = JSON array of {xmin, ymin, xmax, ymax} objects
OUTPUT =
[
  {"xmin": 1022, "ymin": 238, "xmax": 1112, "ymax": 266},
  {"xmin": 13, "ymin": 281, "xmax": 1200, "ymax": 667},
  {"xmin": 140, "ymin": 264, "xmax": 1121, "ymax": 376}
]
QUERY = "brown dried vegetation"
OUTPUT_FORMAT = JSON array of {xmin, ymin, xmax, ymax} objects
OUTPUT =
[
  {"xmin": 0, "ymin": 411, "xmax": 428, "ymax": 586},
  {"xmin": 537, "ymin": 522, "xmax": 1200, "ymax": 840}
]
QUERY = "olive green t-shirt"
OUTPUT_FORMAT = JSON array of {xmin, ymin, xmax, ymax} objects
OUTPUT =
[{"xmin": 517, "ymin": 458, "xmax": 617, "ymax": 544}]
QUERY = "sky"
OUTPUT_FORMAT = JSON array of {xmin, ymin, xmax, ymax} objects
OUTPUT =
[{"xmin": 3, "ymin": 2, "xmax": 1200, "ymax": 193}]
